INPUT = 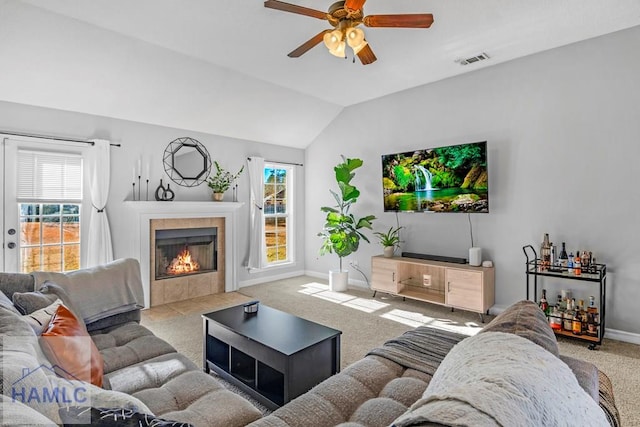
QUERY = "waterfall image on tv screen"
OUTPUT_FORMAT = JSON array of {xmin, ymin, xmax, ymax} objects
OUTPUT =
[{"xmin": 381, "ymin": 141, "xmax": 488, "ymax": 213}]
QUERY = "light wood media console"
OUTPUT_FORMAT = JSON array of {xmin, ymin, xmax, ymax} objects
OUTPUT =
[{"xmin": 371, "ymin": 255, "xmax": 495, "ymax": 321}]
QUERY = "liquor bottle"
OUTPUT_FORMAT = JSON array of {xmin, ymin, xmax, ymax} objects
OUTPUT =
[
  {"xmin": 539, "ymin": 289, "xmax": 549, "ymax": 315},
  {"xmin": 568, "ymin": 252, "xmax": 574, "ymax": 274},
  {"xmin": 540, "ymin": 233, "xmax": 551, "ymax": 271},
  {"xmin": 559, "ymin": 242, "xmax": 568, "ymax": 269},
  {"xmin": 574, "ymin": 251, "xmax": 581, "ymax": 276},
  {"xmin": 586, "ymin": 306, "xmax": 598, "ymax": 336},
  {"xmin": 572, "ymin": 311, "xmax": 582, "ymax": 335},
  {"xmin": 550, "ymin": 306, "xmax": 562, "ymax": 331},
  {"xmin": 581, "ymin": 251, "xmax": 590, "ymax": 272},
  {"xmin": 563, "ymin": 310, "xmax": 574, "ymax": 331}
]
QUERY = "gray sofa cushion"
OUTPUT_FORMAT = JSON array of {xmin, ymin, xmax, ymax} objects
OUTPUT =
[
  {"xmin": 0, "ymin": 272, "xmax": 34, "ymax": 297},
  {"xmin": 91, "ymin": 322, "xmax": 176, "ymax": 375},
  {"xmin": 1, "ymin": 394, "xmax": 58, "ymax": 426},
  {"xmin": 560, "ymin": 354, "xmax": 599, "ymax": 402},
  {"xmin": 250, "ymin": 355, "xmax": 427, "ymax": 427},
  {"xmin": 12, "ymin": 288, "xmax": 58, "ymax": 314},
  {"xmin": 86, "ymin": 309, "xmax": 141, "ymax": 333},
  {"xmin": 479, "ymin": 299, "xmax": 559, "ymax": 356},
  {"xmin": 1, "ymin": 305, "xmax": 152, "ymax": 424},
  {"xmin": 106, "ymin": 352, "xmax": 262, "ymax": 427},
  {"xmin": 0, "ymin": 306, "xmax": 62, "ymax": 423},
  {"xmin": 0, "ymin": 289, "xmax": 20, "ymax": 314},
  {"xmin": 137, "ymin": 370, "xmax": 263, "ymax": 427}
]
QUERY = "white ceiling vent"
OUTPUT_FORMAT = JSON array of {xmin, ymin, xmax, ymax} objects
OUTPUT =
[{"xmin": 457, "ymin": 52, "xmax": 490, "ymax": 66}]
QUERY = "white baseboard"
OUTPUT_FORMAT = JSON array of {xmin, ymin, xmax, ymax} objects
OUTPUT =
[
  {"xmin": 303, "ymin": 270, "xmax": 370, "ymax": 290},
  {"xmin": 238, "ymin": 269, "xmax": 305, "ymax": 288},
  {"xmin": 605, "ymin": 328, "xmax": 640, "ymax": 345}
]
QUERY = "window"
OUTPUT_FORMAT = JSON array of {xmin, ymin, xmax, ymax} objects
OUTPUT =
[
  {"xmin": 17, "ymin": 150, "xmax": 83, "ymax": 273},
  {"xmin": 19, "ymin": 204, "xmax": 81, "ymax": 272},
  {"xmin": 263, "ymin": 164, "xmax": 293, "ymax": 265}
]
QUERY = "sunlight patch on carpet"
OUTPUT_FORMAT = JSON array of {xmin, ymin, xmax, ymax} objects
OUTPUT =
[
  {"xmin": 298, "ymin": 282, "xmax": 390, "ymax": 313},
  {"xmin": 343, "ymin": 298, "xmax": 389, "ymax": 313},
  {"xmin": 381, "ymin": 309, "xmax": 482, "ymax": 335}
]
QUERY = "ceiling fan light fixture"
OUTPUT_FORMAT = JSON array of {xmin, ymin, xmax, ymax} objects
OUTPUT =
[
  {"xmin": 323, "ymin": 29, "xmax": 343, "ymax": 51},
  {"xmin": 346, "ymin": 27, "xmax": 365, "ymax": 48},
  {"xmin": 328, "ymin": 40, "xmax": 346, "ymax": 57}
]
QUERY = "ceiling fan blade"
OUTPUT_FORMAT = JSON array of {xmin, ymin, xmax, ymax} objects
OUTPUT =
[
  {"xmin": 288, "ymin": 30, "xmax": 330, "ymax": 58},
  {"xmin": 357, "ymin": 43, "xmax": 377, "ymax": 65},
  {"xmin": 364, "ymin": 14, "xmax": 434, "ymax": 28},
  {"xmin": 345, "ymin": 0, "xmax": 366, "ymax": 11},
  {"xmin": 264, "ymin": 0, "xmax": 327, "ymax": 20}
]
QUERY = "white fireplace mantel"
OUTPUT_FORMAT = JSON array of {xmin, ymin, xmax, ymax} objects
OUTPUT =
[{"xmin": 124, "ymin": 201, "xmax": 244, "ymax": 308}]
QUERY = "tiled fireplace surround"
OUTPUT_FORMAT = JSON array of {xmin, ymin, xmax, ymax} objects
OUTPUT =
[{"xmin": 126, "ymin": 201, "xmax": 243, "ymax": 308}]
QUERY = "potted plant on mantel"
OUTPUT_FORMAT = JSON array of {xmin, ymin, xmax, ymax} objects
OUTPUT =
[
  {"xmin": 373, "ymin": 226, "xmax": 404, "ymax": 258},
  {"xmin": 318, "ymin": 156, "xmax": 376, "ymax": 292},
  {"xmin": 207, "ymin": 161, "xmax": 244, "ymax": 201}
]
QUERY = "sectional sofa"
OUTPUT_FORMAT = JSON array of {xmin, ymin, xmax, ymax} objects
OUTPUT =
[
  {"xmin": 0, "ymin": 258, "xmax": 619, "ymax": 426},
  {"xmin": 0, "ymin": 258, "xmax": 262, "ymax": 426}
]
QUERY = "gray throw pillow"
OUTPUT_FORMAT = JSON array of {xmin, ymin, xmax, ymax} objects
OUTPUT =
[
  {"xmin": 12, "ymin": 289, "xmax": 57, "ymax": 315},
  {"xmin": 22, "ymin": 298, "xmax": 62, "ymax": 335},
  {"xmin": 12, "ymin": 281, "xmax": 83, "ymax": 327},
  {"xmin": 0, "ymin": 290, "xmax": 20, "ymax": 314},
  {"xmin": 479, "ymin": 299, "xmax": 559, "ymax": 356}
]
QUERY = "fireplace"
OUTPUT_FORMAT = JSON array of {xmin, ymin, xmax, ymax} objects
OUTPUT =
[
  {"xmin": 154, "ymin": 227, "xmax": 217, "ymax": 280},
  {"xmin": 149, "ymin": 216, "xmax": 226, "ymax": 307}
]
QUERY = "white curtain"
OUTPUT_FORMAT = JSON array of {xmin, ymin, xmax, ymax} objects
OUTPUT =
[
  {"xmin": 247, "ymin": 156, "xmax": 265, "ymax": 269},
  {"xmin": 86, "ymin": 139, "xmax": 114, "ymax": 267}
]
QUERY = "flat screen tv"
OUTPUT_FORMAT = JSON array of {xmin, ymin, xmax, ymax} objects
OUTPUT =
[{"xmin": 381, "ymin": 141, "xmax": 488, "ymax": 213}]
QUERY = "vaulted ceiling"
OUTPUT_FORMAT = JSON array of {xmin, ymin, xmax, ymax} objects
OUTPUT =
[{"xmin": 2, "ymin": 0, "xmax": 640, "ymax": 148}]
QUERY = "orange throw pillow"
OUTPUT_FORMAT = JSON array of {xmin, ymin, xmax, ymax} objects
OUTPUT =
[{"xmin": 40, "ymin": 304, "xmax": 104, "ymax": 388}]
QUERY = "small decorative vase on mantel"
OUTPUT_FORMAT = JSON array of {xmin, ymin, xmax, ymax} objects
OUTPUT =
[{"xmin": 212, "ymin": 192, "xmax": 224, "ymax": 202}]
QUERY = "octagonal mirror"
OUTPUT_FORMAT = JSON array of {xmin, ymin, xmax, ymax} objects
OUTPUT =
[{"xmin": 163, "ymin": 137, "xmax": 211, "ymax": 187}]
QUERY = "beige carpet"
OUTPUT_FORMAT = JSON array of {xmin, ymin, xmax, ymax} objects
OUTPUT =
[{"xmin": 142, "ymin": 275, "xmax": 639, "ymax": 426}]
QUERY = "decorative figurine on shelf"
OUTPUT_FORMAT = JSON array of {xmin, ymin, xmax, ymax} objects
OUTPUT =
[{"xmin": 154, "ymin": 179, "xmax": 175, "ymax": 201}]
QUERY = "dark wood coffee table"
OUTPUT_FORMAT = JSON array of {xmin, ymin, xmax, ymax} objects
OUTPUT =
[{"xmin": 202, "ymin": 303, "xmax": 341, "ymax": 410}]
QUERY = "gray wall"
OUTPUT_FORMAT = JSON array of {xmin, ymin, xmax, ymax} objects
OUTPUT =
[
  {"xmin": 305, "ymin": 25, "xmax": 640, "ymax": 336},
  {"xmin": 0, "ymin": 101, "xmax": 306, "ymax": 285}
]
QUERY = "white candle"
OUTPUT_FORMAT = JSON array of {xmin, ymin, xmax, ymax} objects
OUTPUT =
[
  {"xmin": 137, "ymin": 158, "xmax": 142, "ymax": 178},
  {"xmin": 132, "ymin": 166, "xmax": 136, "ymax": 183},
  {"xmin": 145, "ymin": 160, "xmax": 150, "ymax": 180}
]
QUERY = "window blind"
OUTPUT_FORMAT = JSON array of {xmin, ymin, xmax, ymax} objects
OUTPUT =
[{"xmin": 17, "ymin": 150, "xmax": 83, "ymax": 201}]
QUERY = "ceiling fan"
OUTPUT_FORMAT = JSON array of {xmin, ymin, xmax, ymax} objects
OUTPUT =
[{"xmin": 264, "ymin": 0, "xmax": 434, "ymax": 65}]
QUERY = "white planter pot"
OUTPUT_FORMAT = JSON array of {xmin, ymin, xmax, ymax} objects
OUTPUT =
[
  {"xmin": 383, "ymin": 246, "xmax": 395, "ymax": 258},
  {"xmin": 329, "ymin": 270, "xmax": 349, "ymax": 292}
]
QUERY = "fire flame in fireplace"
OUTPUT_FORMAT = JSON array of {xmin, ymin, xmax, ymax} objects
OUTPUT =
[{"xmin": 167, "ymin": 247, "xmax": 200, "ymax": 275}]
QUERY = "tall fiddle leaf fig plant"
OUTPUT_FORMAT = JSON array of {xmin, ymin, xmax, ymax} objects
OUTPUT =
[{"xmin": 319, "ymin": 156, "xmax": 376, "ymax": 271}]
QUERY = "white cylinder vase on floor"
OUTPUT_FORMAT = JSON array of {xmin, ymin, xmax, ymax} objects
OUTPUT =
[{"xmin": 329, "ymin": 270, "xmax": 349, "ymax": 292}]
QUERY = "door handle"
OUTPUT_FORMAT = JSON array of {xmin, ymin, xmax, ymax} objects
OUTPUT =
[{"xmin": 7, "ymin": 242, "xmax": 16, "ymax": 249}]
